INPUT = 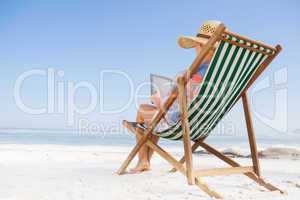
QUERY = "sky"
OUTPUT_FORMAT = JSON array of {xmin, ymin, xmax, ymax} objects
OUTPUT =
[{"xmin": 0, "ymin": 0, "xmax": 299, "ymax": 137}]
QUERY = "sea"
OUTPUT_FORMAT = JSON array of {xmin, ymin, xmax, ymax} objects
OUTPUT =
[{"xmin": 0, "ymin": 130, "xmax": 299, "ymax": 149}]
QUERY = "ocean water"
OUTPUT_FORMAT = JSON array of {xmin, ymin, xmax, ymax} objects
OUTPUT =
[{"xmin": 0, "ymin": 131, "xmax": 299, "ymax": 150}]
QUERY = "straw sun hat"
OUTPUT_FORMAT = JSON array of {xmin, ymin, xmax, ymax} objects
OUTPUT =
[{"xmin": 178, "ymin": 20, "xmax": 222, "ymax": 49}]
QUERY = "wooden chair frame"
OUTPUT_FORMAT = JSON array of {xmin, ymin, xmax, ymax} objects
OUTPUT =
[{"xmin": 117, "ymin": 23, "xmax": 284, "ymax": 199}]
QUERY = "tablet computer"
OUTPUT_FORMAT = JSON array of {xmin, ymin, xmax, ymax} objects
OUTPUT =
[{"xmin": 150, "ymin": 74, "xmax": 174, "ymax": 97}]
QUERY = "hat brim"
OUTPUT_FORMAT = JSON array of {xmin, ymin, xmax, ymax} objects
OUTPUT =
[{"xmin": 178, "ymin": 36, "xmax": 209, "ymax": 49}]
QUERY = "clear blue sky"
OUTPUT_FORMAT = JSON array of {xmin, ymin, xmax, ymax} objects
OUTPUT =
[{"xmin": 0, "ymin": 0, "xmax": 299, "ymax": 136}]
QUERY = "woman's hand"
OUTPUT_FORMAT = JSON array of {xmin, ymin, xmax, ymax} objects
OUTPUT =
[{"xmin": 150, "ymin": 92, "xmax": 162, "ymax": 109}]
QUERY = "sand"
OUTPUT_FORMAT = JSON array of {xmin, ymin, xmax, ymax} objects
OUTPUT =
[{"xmin": 0, "ymin": 144, "xmax": 299, "ymax": 200}]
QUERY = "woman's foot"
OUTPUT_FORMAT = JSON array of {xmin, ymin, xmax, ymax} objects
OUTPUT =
[{"xmin": 129, "ymin": 162, "xmax": 150, "ymax": 174}]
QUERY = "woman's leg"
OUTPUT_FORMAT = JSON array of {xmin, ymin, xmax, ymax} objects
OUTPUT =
[{"xmin": 130, "ymin": 104, "xmax": 158, "ymax": 173}]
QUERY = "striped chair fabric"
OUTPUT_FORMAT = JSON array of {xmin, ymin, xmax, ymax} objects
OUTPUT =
[{"xmin": 152, "ymin": 34, "xmax": 275, "ymax": 141}]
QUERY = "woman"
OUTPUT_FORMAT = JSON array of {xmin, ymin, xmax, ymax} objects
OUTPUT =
[{"xmin": 130, "ymin": 20, "xmax": 221, "ymax": 173}]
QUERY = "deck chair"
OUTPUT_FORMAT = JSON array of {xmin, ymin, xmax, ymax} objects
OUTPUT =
[{"xmin": 117, "ymin": 23, "xmax": 284, "ymax": 199}]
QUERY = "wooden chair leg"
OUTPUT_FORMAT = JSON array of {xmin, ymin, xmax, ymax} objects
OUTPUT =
[
  {"xmin": 198, "ymin": 142, "xmax": 284, "ymax": 193},
  {"xmin": 169, "ymin": 140, "xmax": 202, "ymax": 173},
  {"xmin": 116, "ymin": 121, "xmax": 152, "ymax": 175},
  {"xmin": 116, "ymin": 137, "xmax": 147, "ymax": 174},
  {"xmin": 146, "ymin": 135, "xmax": 222, "ymax": 199},
  {"xmin": 242, "ymin": 92, "xmax": 261, "ymax": 177},
  {"xmin": 123, "ymin": 120, "xmax": 223, "ymax": 199},
  {"xmin": 178, "ymin": 76, "xmax": 194, "ymax": 185}
]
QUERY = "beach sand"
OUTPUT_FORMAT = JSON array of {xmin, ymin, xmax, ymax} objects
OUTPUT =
[{"xmin": 0, "ymin": 144, "xmax": 299, "ymax": 200}]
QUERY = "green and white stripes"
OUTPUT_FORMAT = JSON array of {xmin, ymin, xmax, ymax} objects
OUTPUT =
[{"xmin": 154, "ymin": 35, "xmax": 273, "ymax": 141}]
